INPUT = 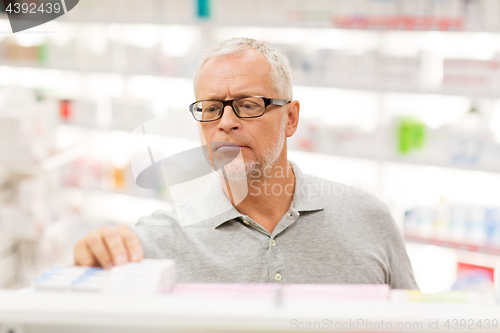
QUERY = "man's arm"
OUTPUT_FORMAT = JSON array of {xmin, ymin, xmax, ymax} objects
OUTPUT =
[
  {"xmin": 385, "ymin": 214, "xmax": 419, "ymax": 290},
  {"xmin": 74, "ymin": 225, "xmax": 144, "ymax": 269}
]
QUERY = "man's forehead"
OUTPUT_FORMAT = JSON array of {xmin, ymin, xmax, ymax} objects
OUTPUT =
[
  {"xmin": 196, "ymin": 51, "xmax": 274, "ymax": 99},
  {"xmin": 204, "ymin": 49, "xmax": 266, "ymax": 66},
  {"xmin": 200, "ymin": 54, "xmax": 268, "ymax": 78}
]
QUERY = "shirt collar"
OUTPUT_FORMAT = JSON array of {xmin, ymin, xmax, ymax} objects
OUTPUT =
[
  {"xmin": 178, "ymin": 160, "xmax": 325, "ymax": 229},
  {"xmin": 288, "ymin": 160, "xmax": 325, "ymax": 212},
  {"xmin": 176, "ymin": 172, "xmax": 243, "ymax": 229}
]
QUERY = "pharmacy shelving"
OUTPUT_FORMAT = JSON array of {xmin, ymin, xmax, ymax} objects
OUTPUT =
[
  {"xmin": 61, "ymin": 187, "xmax": 173, "ymax": 226},
  {"xmin": 54, "ymin": 115, "xmax": 500, "ymax": 176},
  {"xmin": 404, "ymin": 241, "xmax": 498, "ymax": 293},
  {"xmin": 1, "ymin": 144, "xmax": 85, "ymax": 176},
  {"xmin": 3, "ymin": 0, "xmax": 499, "ymax": 32},
  {"xmin": 0, "ymin": 63, "xmax": 498, "ymax": 175},
  {"xmin": 2, "ymin": 0, "xmax": 500, "ymax": 292},
  {"xmin": 289, "ymin": 143, "xmax": 500, "ymax": 175},
  {"xmin": 2, "ymin": 0, "xmax": 500, "ymax": 32},
  {"xmin": 3, "ymin": 19, "xmax": 500, "ymax": 99},
  {"xmin": 0, "ymin": 237, "xmax": 16, "ymax": 287},
  {"xmin": 405, "ymin": 236, "xmax": 500, "ymax": 260},
  {"xmin": 3, "ymin": 58, "xmax": 500, "ymax": 100}
]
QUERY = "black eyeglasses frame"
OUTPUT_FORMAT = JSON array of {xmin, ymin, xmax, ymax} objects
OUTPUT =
[{"xmin": 189, "ymin": 96, "xmax": 291, "ymax": 122}]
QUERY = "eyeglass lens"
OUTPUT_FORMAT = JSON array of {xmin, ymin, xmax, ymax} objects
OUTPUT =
[{"xmin": 193, "ymin": 97, "xmax": 265, "ymax": 121}]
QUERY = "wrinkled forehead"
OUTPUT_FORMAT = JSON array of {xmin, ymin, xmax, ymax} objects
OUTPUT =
[{"xmin": 196, "ymin": 51, "xmax": 275, "ymax": 99}]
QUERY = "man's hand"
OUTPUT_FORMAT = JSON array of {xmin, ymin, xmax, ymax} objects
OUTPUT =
[{"xmin": 74, "ymin": 225, "xmax": 144, "ymax": 269}]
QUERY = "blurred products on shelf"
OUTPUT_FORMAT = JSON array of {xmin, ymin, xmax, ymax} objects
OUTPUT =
[
  {"xmin": 0, "ymin": 238, "xmax": 16, "ymax": 288},
  {"xmin": 289, "ymin": 112, "xmax": 500, "ymax": 173},
  {"xmin": 0, "ymin": 0, "xmax": 496, "ymax": 31},
  {"xmin": 0, "ymin": 89, "xmax": 172, "ymax": 288},
  {"xmin": 4, "ymin": 27, "xmax": 500, "ymax": 98},
  {"xmin": 453, "ymin": 262, "xmax": 495, "ymax": 292},
  {"xmin": 0, "ymin": 89, "xmax": 57, "ymax": 166},
  {"xmin": 404, "ymin": 202, "xmax": 500, "ymax": 254}
]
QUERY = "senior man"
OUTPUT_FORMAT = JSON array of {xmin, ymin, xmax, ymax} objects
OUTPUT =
[{"xmin": 74, "ymin": 37, "xmax": 418, "ymax": 289}]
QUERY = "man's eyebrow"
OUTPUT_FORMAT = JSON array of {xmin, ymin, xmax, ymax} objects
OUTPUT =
[{"xmin": 202, "ymin": 92, "xmax": 263, "ymax": 100}]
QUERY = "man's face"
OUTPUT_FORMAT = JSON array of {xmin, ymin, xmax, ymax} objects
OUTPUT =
[{"xmin": 196, "ymin": 50, "xmax": 289, "ymax": 180}]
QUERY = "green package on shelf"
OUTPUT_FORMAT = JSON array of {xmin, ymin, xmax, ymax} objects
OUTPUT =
[
  {"xmin": 37, "ymin": 43, "xmax": 48, "ymax": 64},
  {"xmin": 397, "ymin": 118, "xmax": 426, "ymax": 154}
]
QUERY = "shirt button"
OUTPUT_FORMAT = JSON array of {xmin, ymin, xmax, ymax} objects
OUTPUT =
[
  {"xmin": 274, "ymin": 273, "xmax": 282, "ymax": 281},
  {"xmin": 270, "ymin": 239, "xmax": 276, "ymax": 247},
  {"xmin": 242, "ymin": 219, "xmax": 250, "ymax": 225}
]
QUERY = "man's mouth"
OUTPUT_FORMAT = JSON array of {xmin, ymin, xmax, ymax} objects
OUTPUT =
[
  {"xmin": 206, "ymin": 142, "xmax": 245, "ymax": 168},
  {"xmin": 211, "ymin": 142, "xmax": 248, "ymax": 151}
]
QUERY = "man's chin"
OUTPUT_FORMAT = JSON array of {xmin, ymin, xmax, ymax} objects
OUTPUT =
[
  {"xmin": 212, "ymin": 157, "xmax": 237, "ymax": 170},
  {"xmin": 217, "ymin": 164, "xmax": 248, "ymax": 182}
]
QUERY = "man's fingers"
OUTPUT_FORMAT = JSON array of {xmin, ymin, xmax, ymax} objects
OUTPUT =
[
  {"xmin": 74, "ymin": 226, "xmax": 143, "ymax": 269},
  {"xmin": 117, "ymin": 226, "xmax": 144, "ymax": 262},
  {"xmin": 86, "ymin": 231, "xmax": 113, "ymax": 269},
  {"xmin": 101, "ymin": 226, "xmax": 129, "ymax": 266},
  {"xmin": 74, "ymin": 239, "xmax": 98, "ymax": 267}
]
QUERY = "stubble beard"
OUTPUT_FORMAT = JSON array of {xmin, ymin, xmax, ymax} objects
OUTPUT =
[{"xmin": 215, "ymin": 113, "xmax": 287, "ymax": 182}]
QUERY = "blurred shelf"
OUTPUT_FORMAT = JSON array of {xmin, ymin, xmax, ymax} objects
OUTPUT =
[
  {"xmin": 7, "ymin": 217, "xmax": 70, "ymax": 242},
  {"xmin": 57, "ymin": 18, "xmax": 468, "ymax": 32},
  {"xmin": 61, "ymin": 187, "xmax": 173, "ymax": 225},
  {"xmin": 290, "ymin": 148, "xmax": 500, "ymax": 175},
  {"xmin": 296, "ymin": 80, "xmax": 500, "ymax": 100},
  {"xmin": 1, "ymin": 144, "xmax": 85, "ymax": 175},
  {"xmin": 0, "ymin": 61, "xmax": 191, "ymax": 80},
  {"xmin": 0, "ymin": 13, "xmax": 491, "ymax": 33},
  {"xmin": 0, "ymin": 237, "xmax": 15, "ymax": 258},
  {"xmin": 62, "ymin": 184, "xmax": 170, "ymax": 203},
  {"xmin": 406, "ymin": 236, "xmax": 500, "ymax": 266},
  {"xmin": 2, "ymin": 62, "xmax": 500, "ymax": 100},
  {"xmin": 52, "ymin": 127, "xmax": 500, "ymax": 175},
  {"xmin": 4, "ymin": 13, "xmax": 500, "ymax": 33}
]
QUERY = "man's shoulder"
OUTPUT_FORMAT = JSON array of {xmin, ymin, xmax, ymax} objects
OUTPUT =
[
  {"xmin": 301, "ymin": 173, "xmax": 405, "ymax": 253},
  {"xmin": 290, "ymin": 160, "xmax": 385, "ymax": 212},
  {"xmin": 297, "ymin": 172, "xmax": 400, "ymax": 235},
  {"xmin": 132, "ymin": 208, "xmax": 221, "ymax": 231},
  {"xmin": 300, "ymin": 172, "xmax": 388, "ymax": 213},
  {"xmin": 133, "ymin": 209, "xmax": 181, "ymax": 228}
]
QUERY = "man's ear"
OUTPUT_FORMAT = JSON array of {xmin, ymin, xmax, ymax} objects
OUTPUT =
[{"xmin": 285, "ymin": 100, "xmax": 300, "ymax": 138}]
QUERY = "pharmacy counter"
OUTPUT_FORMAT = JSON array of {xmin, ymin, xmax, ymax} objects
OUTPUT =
[{"xmin": 1, "ymin": 288, "xmax": 500, "ymax": 333}]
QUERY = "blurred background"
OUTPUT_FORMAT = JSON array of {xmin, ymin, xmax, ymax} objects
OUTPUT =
[{"xmin": 1, "ymin": 0, "xmax": 500, "ymax": 294}]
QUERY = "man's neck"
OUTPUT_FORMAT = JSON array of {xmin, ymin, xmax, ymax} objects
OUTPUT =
[{"xmin": 220, "ymin": 160, "xmax": 296, "ymax": 233}]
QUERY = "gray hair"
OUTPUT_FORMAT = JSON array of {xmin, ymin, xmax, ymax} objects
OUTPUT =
[{"xmin": 193, "ymin": 37, "xmax": 293, "ymax": 100}]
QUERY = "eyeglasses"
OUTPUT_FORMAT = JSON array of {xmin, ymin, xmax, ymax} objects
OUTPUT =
[{"xmin": 189, "ymin": 96, "xmax": 291, "ymax": 122}]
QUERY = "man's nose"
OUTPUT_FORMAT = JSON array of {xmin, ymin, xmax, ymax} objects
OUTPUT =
[{"xmin": 217, "ymin": 105, "xmax": 241, "ymax": 131}]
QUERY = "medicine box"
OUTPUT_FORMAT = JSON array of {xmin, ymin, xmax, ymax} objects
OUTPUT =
[{"xmin": 32, "ymin": 259, "xmax": 176, "ymax": 294}]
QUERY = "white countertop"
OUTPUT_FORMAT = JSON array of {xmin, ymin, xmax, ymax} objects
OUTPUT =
[{"xmin": 1, "ymin": 289, "xmax": 500, "ymax": 333}]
